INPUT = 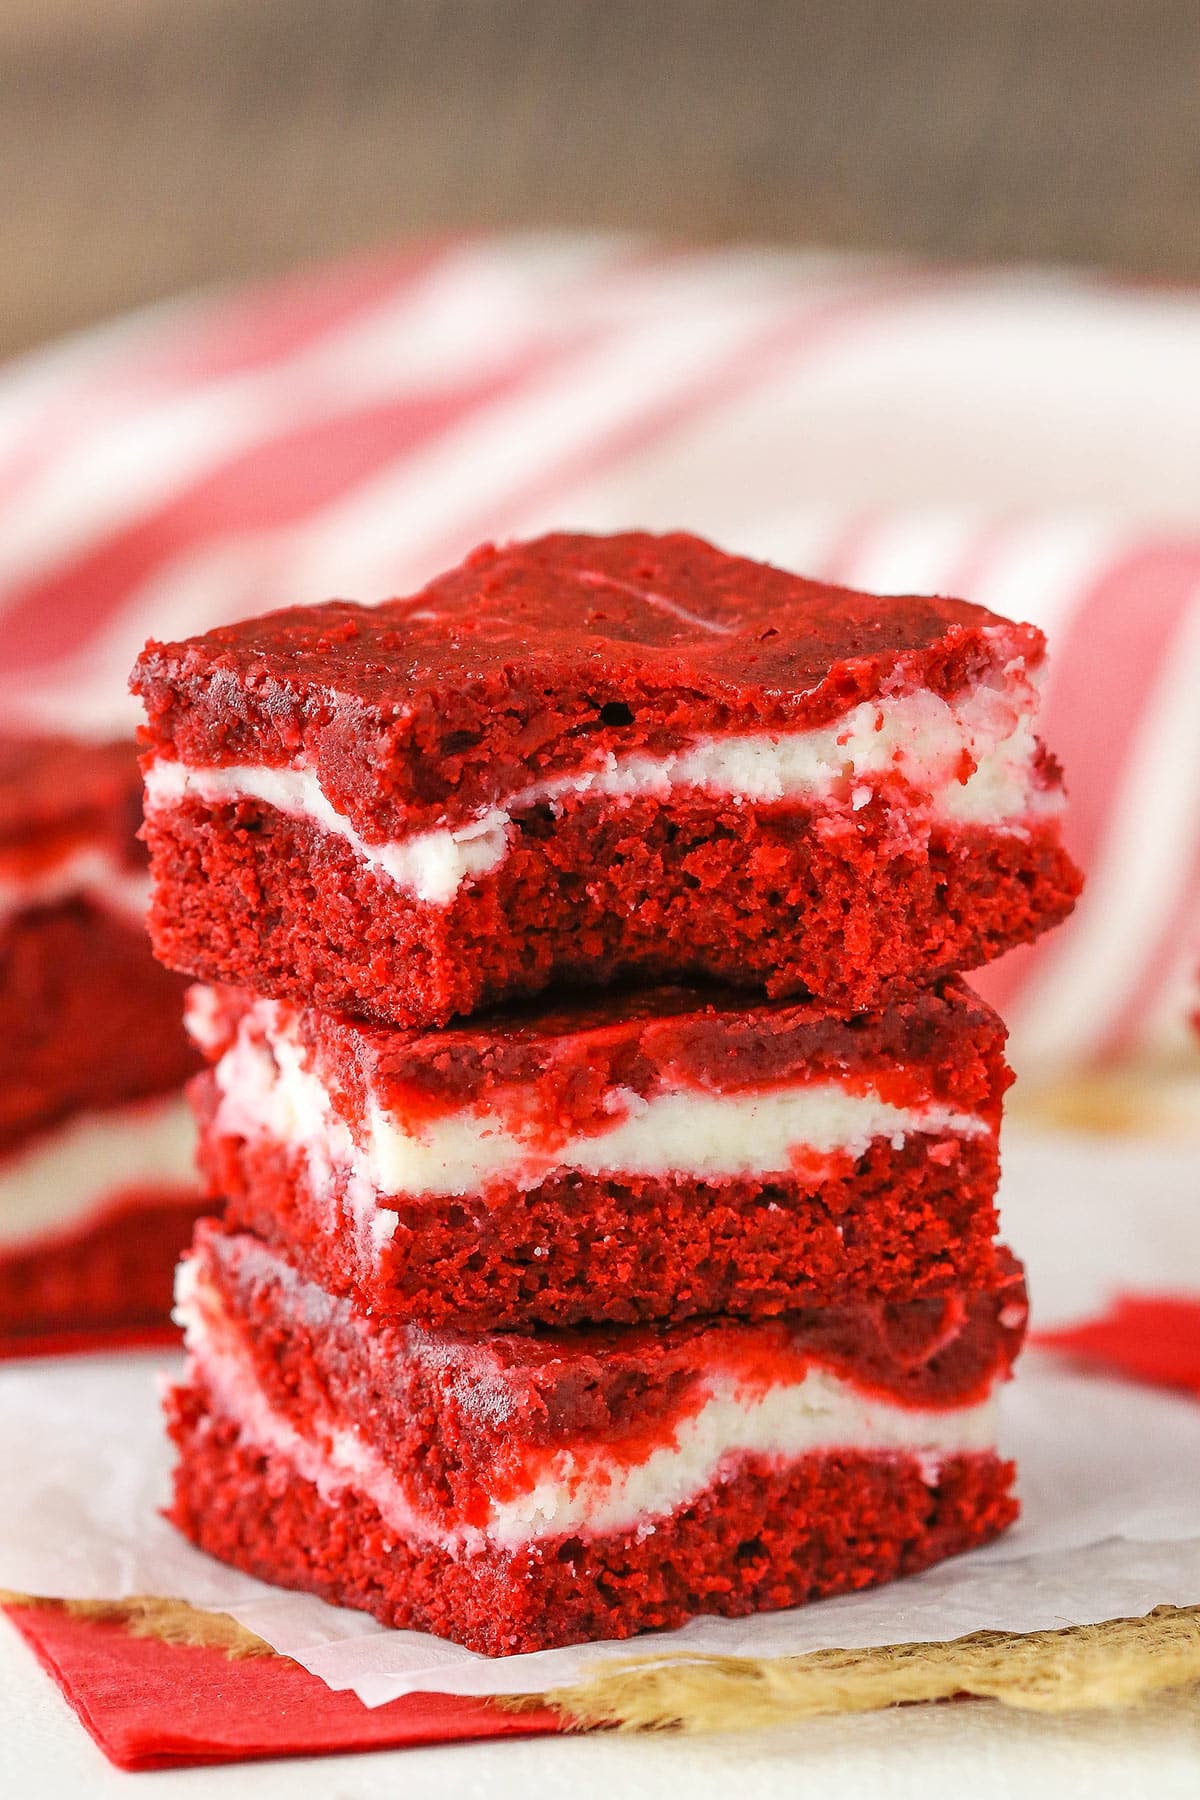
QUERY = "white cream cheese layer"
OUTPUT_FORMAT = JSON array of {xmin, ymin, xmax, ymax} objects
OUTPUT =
[
  {"xmin": 0, "ymin": 845, "xmax": 151, "ymax": 932},
  {"xmin": 178, "ymin": 1263, "xmax": 999, "ymax": 1553},
  {"xmin": 145, "ymin": 667, "xmax": 1058, "ymax": 907},
  {"xmin": 0, "ymin": 1094, "xmax": 196, "ymax": 1249},
  {"xmin": 204, "ymin": 998, "xmax": 988, "ymax": 1216}
]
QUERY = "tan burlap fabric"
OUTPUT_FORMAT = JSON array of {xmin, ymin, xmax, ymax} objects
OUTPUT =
[{"xmin": 4, "ymin": 1594, "xmax": 1197, "ymax": 1730}]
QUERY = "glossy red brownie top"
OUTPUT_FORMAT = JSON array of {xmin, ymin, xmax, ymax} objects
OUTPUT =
[
  {"xmin": 134, "ymin": 531, "xmax": 1045, "ymax": 836},
  {"xmin": 0, "ymin": 734, "xmax": 144, "ymax": 866},
  {"xmin": 420, "ymin": 1250, "xmax": 1028, "ymax": 1427},
  {"xmin": 197, "ymin": 975, "xmax": 1010, "ymax": 1126},
  {"xmin": 199, "ymin": 1227, "xmax": 1027, "ymax": 1464}
]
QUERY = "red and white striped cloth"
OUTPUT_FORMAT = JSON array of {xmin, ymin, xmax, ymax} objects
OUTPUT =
[{"xmin": 1, "ymin": 234, "xmax": 1197, "ymax": 1075}]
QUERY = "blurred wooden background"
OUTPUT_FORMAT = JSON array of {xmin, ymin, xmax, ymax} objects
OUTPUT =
[{"xmin": 2, "ymin": 0, "xmax": 1199, "ymax": 356}]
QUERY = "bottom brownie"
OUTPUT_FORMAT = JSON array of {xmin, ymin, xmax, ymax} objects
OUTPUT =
[
  {"xmin": 169, "ymin": 1388, "xmax": 1015, "ymax": 1656},
  {"xmin": 167, "ymin": 1225, "xmax": 1024, "ymax": 1655}
]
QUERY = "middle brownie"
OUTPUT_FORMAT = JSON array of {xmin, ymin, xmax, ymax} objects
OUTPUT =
[{"xmin": 188, "ymin": 976, "xmax": 1010, "ymax": 1331}]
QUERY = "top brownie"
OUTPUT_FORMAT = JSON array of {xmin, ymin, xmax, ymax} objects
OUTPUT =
[
  {"xmin": 132, "ymin": 532, "xmax": 1081, "ymax": 1024},
  {"xmin": 135, "ymin": 531, "xmax": 1042, "ymax": 838}
]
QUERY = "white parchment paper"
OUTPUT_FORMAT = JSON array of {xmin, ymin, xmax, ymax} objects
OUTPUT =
[{"xmin": 1, "ymin": 1128, "xmax": 1197, "ymax": 1706}]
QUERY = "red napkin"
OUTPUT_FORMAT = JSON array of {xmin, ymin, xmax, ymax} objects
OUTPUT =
[
  {"xmin": 4, "ymin": 1604, "xmax": 562, "ymax": 1771},
  {"xmin": 1036, "ymin": 1294, "xmax": 1200, "ymax": 1400}
]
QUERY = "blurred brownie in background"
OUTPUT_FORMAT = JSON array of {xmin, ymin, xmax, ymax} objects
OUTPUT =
[{"xmin": 0, "ymin": 736, "xmax": 206, "ymax": 1349}]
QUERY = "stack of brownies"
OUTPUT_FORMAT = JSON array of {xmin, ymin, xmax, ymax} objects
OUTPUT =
[
  {"xmin": 0, "ymin": 735, "xmax": 202, "ymax": 1348},
  {"xmin": 133, "ymin": 531, "xmax": 1081, "ymax": 1655}
]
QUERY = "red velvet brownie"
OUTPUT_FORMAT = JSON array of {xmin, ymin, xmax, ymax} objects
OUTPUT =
[
  {"xmin": 0, "ymin": 734, "xmax": 205, "ymax": 1345},
  {"xmin": 168, "ymin": 1224, "xmax": 1027, "ymax": 1655},
  {"xmin": 0, "ymin": 736, "xmax": 198, "ymax": 1138},
  {"xmin": 0, "ymin": 1098, "xmax": 209, "ymax": 1344},
  {"xmin": 133, "ymin": 531, "xmax": 1081, "ymax": 1028},
  {"xmin": 187, "ymin": 976, "xmax": 1011, "ymax": 1330}
]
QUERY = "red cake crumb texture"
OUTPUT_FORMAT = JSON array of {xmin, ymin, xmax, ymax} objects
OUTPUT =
[
  {"xmin": 188, "ymin": 977, "xmax": 1012, "ymax": 1328},
  {"xmin": 0, "ymin": 733, "xmax": 205, "ymax": 1343},
  {"xmin": 167, "ymin": 1226, "xmax": 1025, "ymax": 1654},
  {"xmin": 132, "ymin": 531, "xmax": 1081, "ymax": 1026}
]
